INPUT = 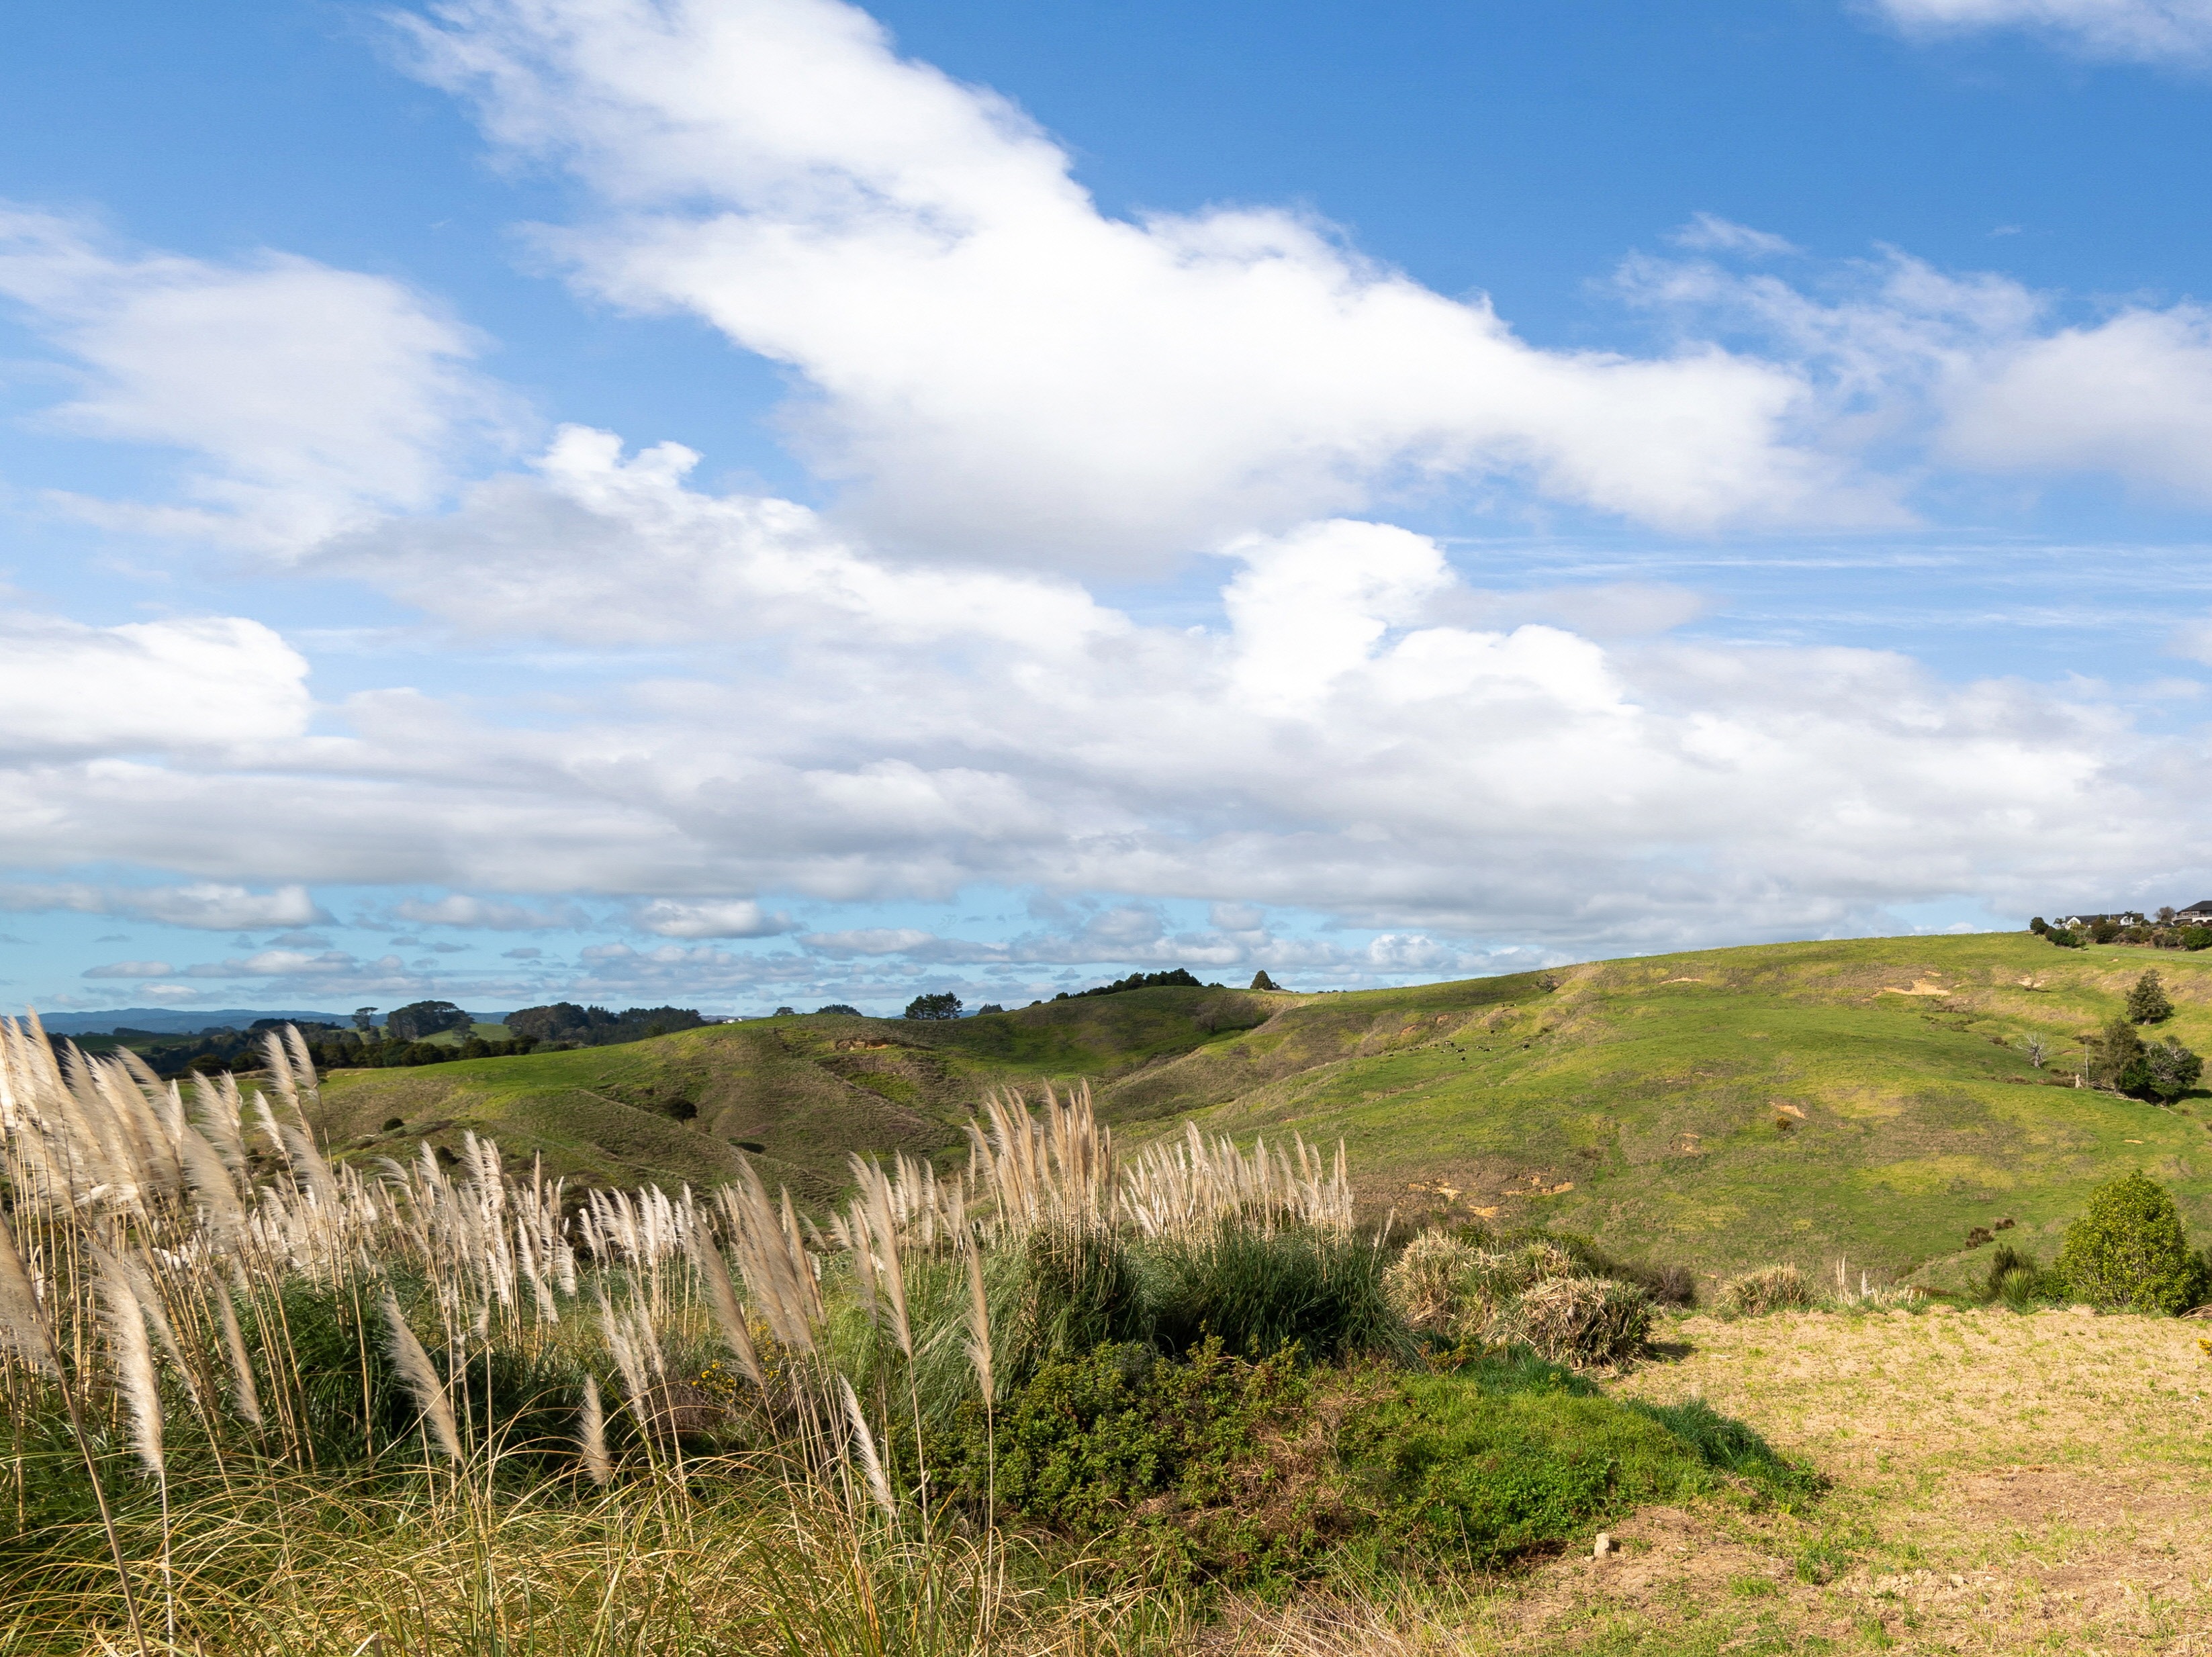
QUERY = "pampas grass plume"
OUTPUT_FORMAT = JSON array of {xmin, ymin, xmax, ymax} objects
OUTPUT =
[
  {"xmin": 579, "ymin": 1373, "xmax": 610, "ymax": 1487},
  {"xmin": 380, "ymin": 1291, "xmax": 461, "ymax": 1462}
]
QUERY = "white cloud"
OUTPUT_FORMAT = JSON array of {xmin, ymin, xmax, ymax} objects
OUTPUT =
[
  {"xmin": 0, "ymin": 881, "xmax": 328, "ymax": 929},
  {"xmin": 81, "ymin": 960, "xmax": 175, "ymax": 978},
  {"xmin": 0, "ymin": 613, "xmax": 311, "ymax": 755},
  {"xmin": 1671, "ymin": 214, "xmax": 1801, "ymax": 258},
  {"xmin": 181, "ymin": 949, "xmax": 362, "ymax": 979},
  {"xmin": 398, "ymin": 0, "xmax": 1889, "ymax": 557},
  {"xmin": 1870, "ymin": 0, "xmax": 2212, "ymax": 60},
  {"xmin": 0, "ymin": 207, "xmax": 519, "ymax": 552},
  {"xmin": 633, "ymin": 897, "xmax": 793, "ymax": 937},
  {"xmin": 800, "ymin": 927, "xmax": 938, "ymax": 957},
  {"xmin": 2, "ymin": 430, "xmax": 2186, "ymax": 960},
  {"xmin": 323, "ymin": 424, "xmax": 1120, "ymax": 646},
  {"xmin": 390, "ymin": 894, "xmax": 583, "ymax": 930},
  {"xmin": 1620, "ymin": 244, "xmax": 2212, "ymax": 504}
]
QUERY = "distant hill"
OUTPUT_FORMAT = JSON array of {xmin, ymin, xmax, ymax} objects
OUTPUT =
[
  {"xmin": 311, "ymin": 988, "xmax": 1277, "ymax": 1200},
  {"xmin": 28, "ymin": 1008, "xmax": 359, "ymax": 1036},
  {"xmin": 300, "ymin": 935, "xmax": 2212, "ymax": 1282}
]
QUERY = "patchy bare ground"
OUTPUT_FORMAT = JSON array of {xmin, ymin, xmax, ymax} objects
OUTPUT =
[{"xmin": 1203, "ymin": 1307, "xmax": 2212, "ymax": 1654}]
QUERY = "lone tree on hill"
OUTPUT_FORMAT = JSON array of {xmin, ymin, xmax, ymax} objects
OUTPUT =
[
  {"xmin": 2127, "ymin": 969, "xmax": 2174, "ymax": 1025},
  {"xmin": 1250, "ymin": 969, "xmax": 1281, "ymax": 991},
  {"xmin": 903, "ymin": 992, "xmax": 962, "ymax": 1020}
]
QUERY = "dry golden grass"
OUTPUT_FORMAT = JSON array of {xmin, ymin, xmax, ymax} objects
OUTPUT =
[{"xmin": 1201, "ymin": 1307, "xmax": 2212, "ymax": 1655}]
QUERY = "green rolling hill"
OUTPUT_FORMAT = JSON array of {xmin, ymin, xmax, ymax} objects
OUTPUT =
[{"xmin": 308, "ymin": 933, "xmax": 2212, "ymax": 1282}]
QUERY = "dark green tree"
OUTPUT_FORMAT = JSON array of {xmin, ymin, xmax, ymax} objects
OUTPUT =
[
  {"xmin": 903, "ymin": 992, "xmax": 963, "ymax": 1020},
  {"xmin": 2143, "ymin": 1037, "xmax": 2204, "ymax": 1101},
  {"xmin": 2084, "ymin": 1014, "xmax": 2146, "ymax": 1092},
  {"xmin": 1249, "ymin": 970, "xmax": 1282, "ymax": 992},
  {"xmin": 2126, "ymin": 969, "xmax": 2174, "ymax": 1024},
  {"xmin": 2056, "ymin": 1172, "xmax": 2210, "ymax": 1313}
]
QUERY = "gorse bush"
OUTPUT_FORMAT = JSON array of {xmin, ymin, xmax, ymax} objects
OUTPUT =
[
  {"xmin": 934, "ymin": 1339, "xmax": 1821, "ymax": 1589},
  {"xmin": 2056, "ymin": 1172, "xmax": 2211, "ymax": 1314},
  {"xmin": 940, "ymin": 1339, "xmax": 1322, "ymax": 1587}
]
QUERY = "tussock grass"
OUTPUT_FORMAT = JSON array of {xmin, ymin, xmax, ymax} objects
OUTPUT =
[{"xmin": 0, "ymin": 1021, "xmax": 1805, "ymax": 1652}]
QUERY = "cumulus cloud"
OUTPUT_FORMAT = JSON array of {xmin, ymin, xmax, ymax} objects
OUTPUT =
[
  {"xmin": 390, "ymin": 894, "xmax": 584, "ymax": 930},
  {"xmin": 0, "ymin": 207, "xmax": 520, "ymax": 552},
  {"xmin": 0, "ymin": 881, "xmax": 329, "ymax": 929},
  {"xmin": 81, "ymin": 960, "xmax": 175, "ymax": 978},
  {"xmin": 396, "ymin": 0, "xmax": 1894, "ymax": 557},
  {"xmin": 0, "ymin": 429, "xmax": 2188, "ymax": 959},
  {"xmin": 1621, "ymin": 240, "xmax": 2212, "ymax": 504},
  {"xmin": 633, "ymin": 898, "xmax": 794, "ymax": 937},
  {"xmin": 1869, "ymin": 0, "xmax": 2212, "ymax": 60},
  {"xmin": 0, "ymin": 613, "xmax": 311, "ymax": 756}
]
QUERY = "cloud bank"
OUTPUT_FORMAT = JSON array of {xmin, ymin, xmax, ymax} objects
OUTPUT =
[{"xmin": 10, "ymin": 0, "xmax": 2212, "ymax": 1012}]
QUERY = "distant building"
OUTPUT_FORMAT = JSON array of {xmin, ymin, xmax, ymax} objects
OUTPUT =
[
  {"xmin": 2177, "ymin": 900, "xmax": 2212, "ymax": 923},
  {"xmin": 2055, "ymin": 911, "xmax": 2147, "ymax": 930}
]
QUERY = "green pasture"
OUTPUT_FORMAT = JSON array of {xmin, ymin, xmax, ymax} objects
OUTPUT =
[{"xmin": 312, "ymin": 934, "xmax": 2212, "ymax": 1278}]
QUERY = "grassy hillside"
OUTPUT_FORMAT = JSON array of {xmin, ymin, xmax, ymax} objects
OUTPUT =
[
  {"xmin": 312, "ymin": 988, "xmax": 1278, "ymax": 1197},
  {"xmin": 311, "ymin": 934, "xmax": 2212, "ymax": 1279},
  {"xmin": 1135, "ymin": 933, "xmax": 2212, "ymax": 1285}
]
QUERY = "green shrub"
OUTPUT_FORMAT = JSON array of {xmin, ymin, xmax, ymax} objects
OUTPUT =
[
  {"xmin": 2056, "ymin": 1173, "xmax": 2211, "ymax": 1314},
  {"xmin": 1147, "ymin": 1224, "xmax": 1414, "ymax": 1365},
  {"xmin": 1716, "ymin": 1264, "xmax": 1812, "ymax": 1317},
  {"xmin": 1342, "ymin": 1361, "xmax": 1814, "ymax": 1567}
]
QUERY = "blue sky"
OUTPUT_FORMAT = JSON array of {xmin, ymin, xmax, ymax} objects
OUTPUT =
[{"xmin": 6, "ymin": 0, "xmax": 2212, "ymax": 1020}]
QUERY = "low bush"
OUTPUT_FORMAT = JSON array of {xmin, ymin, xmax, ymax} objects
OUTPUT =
[
  {"xmin": 1342, "ymin": 1355, "xmax": 1817, "ymax": 1570},
  {"xmin": 1717, "ymin": 1264, "xmax": 1812, "ymax": 1317},
  {"xmin": 2056, "ymin": 1172, "xmax": 2211, "ymax": 1314}
]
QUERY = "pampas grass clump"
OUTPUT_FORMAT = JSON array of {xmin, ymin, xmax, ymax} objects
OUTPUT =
[
  {"xmin": 1489, "ymin": 1275, "xmax": 1654, "ymax": 1366},
  {"xmin": 1718, "ymin": 1264, "xmax": 1813, "ymax": 1317}
]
